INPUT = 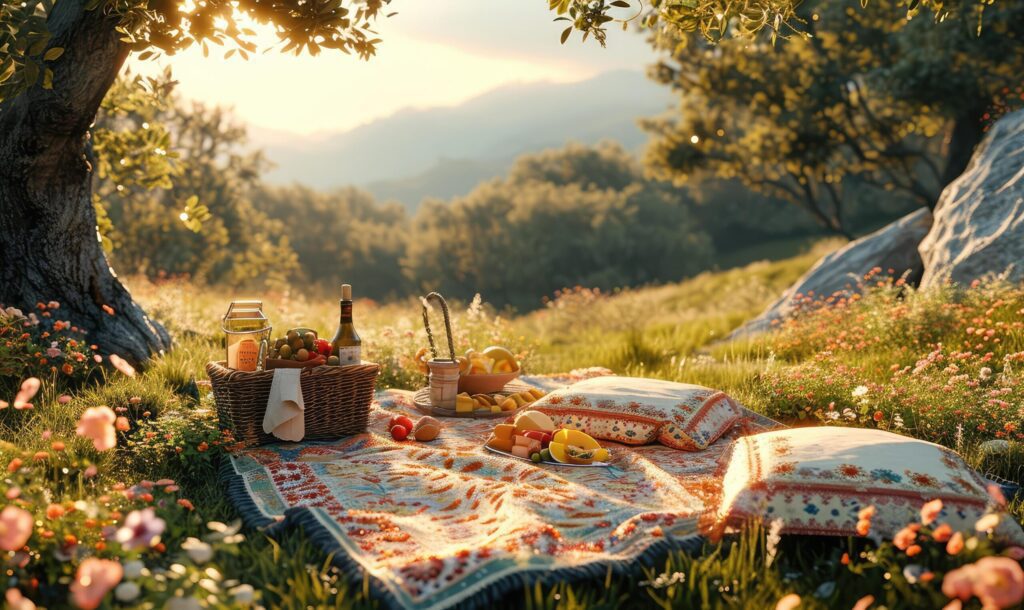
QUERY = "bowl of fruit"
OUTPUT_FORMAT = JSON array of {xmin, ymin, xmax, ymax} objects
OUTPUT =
[
  {"xmin": 267, "ymin": 328, "xmax": 337, "ymax": 368},
  {"xmin": 455, "ymin": 346, "xmax": 520, "ymax": 394}
]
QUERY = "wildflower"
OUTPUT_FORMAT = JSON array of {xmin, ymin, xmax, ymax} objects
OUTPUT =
[
  {"xmin": 108, "ymin": 354, "xmax": 135, "ymax": 377},
  {"xmin": 851, "ymin": 595, "xmax": 874, "ymax": 610},
  {"xmin": 921, "ymin": 499, "xmax": 943, "ymax": 525},
  {"xmin": 32, "ymin": 451, "xmax": 47, "ymax": 461},
  {"xmin": 47, "ymin": 301, "xmax": 59, "ymax": 309},
  {"xmin": 976, "ymin": 513, "xmax": 1000, "ymax": 533},
  {"xmin": 114, "ymin": 417, "xmax": 130, "ymax": 432},
  {"xmin": 893, "ymin": 526, "xmax": 917, "ymax": 550},
  {"xmin": 51, "ymin": 441, "xmax": 65, "ymax": 452},
  {"xmin": 177, "ymin": 498, "xmax": 195, "ymax": 511},
  {"xmin": 83, "ymin": 465, "xmax": 98, "ymax": 478},
  {"xmin": 906, "ymin": 544, "xmax": 922, "ymax": 557},
  {"xmin": 987, "ymin": 484, "xmax": 1008, "ymax": 507},
  {"xmin": 58, "ymin": 395, "xmax": 72, "ymax": 404},
  {"xmin": 775, "ymin": 593, "xmax": 801, "ymax": 610},
  {"xmin": 46, "ymin": 504, "xmax": 65, "ymax": 520},
  {"xmin": 197, "ymin": 441, "xmax": 209, "ymax": 452},
  {"xmin": 229, "ymin": 584, "xmax": 255, "ymax": 606},
  {"xmin": 182, "ymin": 537, "xmax": 213, "ymax": 564},
  {"xmin": 167, "ymin": 597, "xmax": 203, "ymax": 610},
  {"xmin": 892, "ymin": 413, "xmax": 905, "ymax": 429},
  {"xmin": 947, "ymin": 531, "xmax": 965, "ymax": 555},
  {"xmin": 6, "ymin": 458, "xmax": 21, "ymax": 473},
  {"xmin": 5, "ymin": 589, "xmax": 35, "ymax": 610},
  {"xmin": 76, "ymin": 406, "xmax": 117, "ymax": 451},
  {"xmin": 0, "ymin": 506, "xmax": 33, "ymax": 551},
  {"xmin": 46, "ymin": 342, "xmax": 61, "ymax": 359},
  {"xmin": 113, "ymin": 582, "xmax": 140, "ymax": 602},
  {"xmin": 852, "ymin": 385, "xmax": 869, "ymax": 397},
  {"xmin": 13, "ymin": 377, "xmax": 40, "ymax": 410},
  {"xmin": 115, "ymin": 508, "xmax": 165, "ymax": 551},
  {"xmin": 943, "ymin": 557, "xmax": 1024, "ymax": 609},
  {"xmin": 933, "ymin": 523, "xmax": 954, "ymax": 542},
  {"xmin": 70, "ymin": 558, "xmax": 122, "ymax": 609},
  {"xmin": 121, "ymin": 560, "xmax": 145, "ymax": 579}
]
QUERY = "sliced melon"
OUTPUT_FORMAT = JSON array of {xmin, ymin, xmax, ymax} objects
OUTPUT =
[{"xmin": 592, "ymin": 448, "xmax": 610, "ymax": 462}]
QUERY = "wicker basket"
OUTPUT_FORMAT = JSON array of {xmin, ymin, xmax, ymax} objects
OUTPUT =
[{"xmin": 206, "ymin": 361, "xmax": 380, "ymax": 446}]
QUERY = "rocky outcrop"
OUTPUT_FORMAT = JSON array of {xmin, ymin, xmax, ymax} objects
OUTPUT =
[
  {"xmin": 919, "ymin": 110, "xmax": 1024, "ymax": 288},
  {"xmin": 729, "ymin": 208, "xmax": 932, "ymax": 338}
]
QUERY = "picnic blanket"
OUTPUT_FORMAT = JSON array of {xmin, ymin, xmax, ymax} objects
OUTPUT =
[{"xmin": 222, "ymin": 373, "xmax": 779, "ymax": 610}]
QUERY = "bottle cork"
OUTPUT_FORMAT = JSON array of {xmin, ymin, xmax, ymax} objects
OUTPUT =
[{"xmin": 341, "ymin": 284, "xmax": 352, "ymax": 300}]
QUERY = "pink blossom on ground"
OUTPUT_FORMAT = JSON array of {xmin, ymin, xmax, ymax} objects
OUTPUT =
[
  {"xmin": 115, "ymin": 508, "xmax": 165, "ymax": 550},
  {"xmin": 70, "ymin": 558, "xmax": 122, "ymax": 609},
  {"xmin": 0, "ymin": 506, "xmax": 33, "ymax": 551},
  {"xmin": 13, "ymin": 378, "xmax": 40, "ymax": 410},
  {"xmin": 5, "ymin": 588, "xmax": 35, "ymax": 610},
  {"xmin": 76, "ymin": 407, "xmax": 117, "ymax": 451}
]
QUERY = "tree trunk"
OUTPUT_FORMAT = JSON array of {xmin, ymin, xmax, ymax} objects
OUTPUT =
[
  {"xmin": 939, "ymin": 111, "xmax": 986, "ymax": 196},
  {"xmin": 0, "ymin": 1, "xmax": 171, "ymax": 367}
]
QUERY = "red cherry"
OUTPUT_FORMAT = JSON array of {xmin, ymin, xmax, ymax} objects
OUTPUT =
[
  {"xmin": 392, "ymin": 415, "xmax": 414, "ymax": 431},
  {"xmin": 390, "ymin": 425, "xmax": 409, "ymax": 441}
]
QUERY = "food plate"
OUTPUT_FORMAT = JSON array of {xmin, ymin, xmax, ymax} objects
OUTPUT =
[
  {"xmin": 413, "ymin": 380, "xmax": 539, "ymax": 418},
  {"xmin": 483, "ymin": 445, "xmax": 611, "ymax": 467}
]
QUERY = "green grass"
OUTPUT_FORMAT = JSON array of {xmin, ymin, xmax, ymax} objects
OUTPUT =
[{"xmin": 5, "ymin": 243, "xmax": 1023, "ymax": 609}]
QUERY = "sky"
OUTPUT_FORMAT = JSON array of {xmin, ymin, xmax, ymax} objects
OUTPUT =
[{"xmin": 133, "ymin": 1, "xmax": 655, "ymax": 137}]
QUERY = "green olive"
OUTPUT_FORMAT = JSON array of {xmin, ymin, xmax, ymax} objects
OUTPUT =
[
  {"xmin": 278, "ymin": 344, "xmax": 292, "ymax": 359},
  {"xmin": 327, "ymin": 355, "xmax": 340, "ymax": 366},
  {"xmin": 296, "ymin": 348, "xmax": 309, "ymax": 362}
]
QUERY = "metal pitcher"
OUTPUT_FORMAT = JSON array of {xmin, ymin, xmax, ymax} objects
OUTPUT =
[{"xmin": 222, "ymin": 300, "xmax": 272, "ymax": 371}]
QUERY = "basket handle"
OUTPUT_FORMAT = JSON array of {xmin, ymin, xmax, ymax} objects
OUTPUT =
[{"xmin": 421, "ymin": 292, "xmax": 456, "ymax": 361}]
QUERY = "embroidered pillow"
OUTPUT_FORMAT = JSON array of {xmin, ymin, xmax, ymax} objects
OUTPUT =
[
  {"xmin": 522, "ymin": 376, "xmax": 743, "ymax": 451},
  {"xmin": 714, "ymin": 427, "xmax": 1024, "ymax": 542}
]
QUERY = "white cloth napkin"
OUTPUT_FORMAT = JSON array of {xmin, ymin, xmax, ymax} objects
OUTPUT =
[{"xmin": 263, "ymin": 368, "xmax": 305, "ymax": 442}]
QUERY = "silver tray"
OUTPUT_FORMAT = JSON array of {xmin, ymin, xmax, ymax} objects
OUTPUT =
[{"xmin": 484, "ymin": 445, "xmax": 611, "ymax": 467}]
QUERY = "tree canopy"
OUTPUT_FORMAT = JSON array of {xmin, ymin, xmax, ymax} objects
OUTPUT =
[{"xmin": 639, "ymin": 0, "xmax": 1024, "ymax": 236}]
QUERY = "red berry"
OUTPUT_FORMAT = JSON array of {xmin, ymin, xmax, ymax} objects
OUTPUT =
[
  {"xmin": 314, "ymin": 339, "xmax": 332, "ymax": 356},
  {"xmin": 392, "ymin": 415, "xmax": 414, "ymax": 431},
  {"xmin": 390, "ymin": 425, "xmax": 409, "ymax": 441}
]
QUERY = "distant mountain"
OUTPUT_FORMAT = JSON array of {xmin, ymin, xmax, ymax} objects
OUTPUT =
[{"xmin": 255, "ymin": 70, "xmax": 672, "ymax": 209}]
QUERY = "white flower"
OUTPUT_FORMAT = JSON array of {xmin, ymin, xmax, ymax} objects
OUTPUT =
[
  {"xmin": 114, "ymin": 582, "xmax": 141, "ymax": 602},
  {"xmin": 166, "ymin": 597, "xmax": 203, "ymax": 610},
  {"xmin": 892, "ymin": 413, "xmax": 905, "ymax": 430},
  {"xmin": 851, "ymin": 385, "xmax": 869, "ymax": 398},
  {"xmin": 842, "ymin": 408, "xmax": 858, "ymax": 421},
  {"xmin": 825, "ymin": 410, "xmax": 840, "ymax": 421},
  {"xmin": 122, "ymin": 560, "xmax": 145, "ymax": 579},
  {"xmin": 230, "ymin": 584, "xmax": 255, "ymax": 606},
  {"xmin": 979, "ymin": 367, "xmax": 993, "ymax": 380},
  {"xmin": 181, "ymin": 537, "xmax": 214, "ymax": 564}
]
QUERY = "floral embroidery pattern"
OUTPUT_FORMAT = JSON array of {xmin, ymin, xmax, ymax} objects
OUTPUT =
[
  {"xmin": 715, "ymin": 427, "xmax": 1024, "ymax": 544},
  {"xmin": 527, "ymin": 376, "xmax": 742, "ymax": 451}
]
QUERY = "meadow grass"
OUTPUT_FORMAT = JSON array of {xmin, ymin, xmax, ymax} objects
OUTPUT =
[{"xmin": 4, "ymin": 241, "xmax": 1023, "ymax": 609}]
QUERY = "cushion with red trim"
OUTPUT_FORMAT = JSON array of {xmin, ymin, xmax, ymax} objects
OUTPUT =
[
  {"xmin": 523, "ymin": 376, "xmax": 742, "ymax": 451},
  {"xmin": 714, "ymin": 427, "xmax": 1024, "ymax": 542}
]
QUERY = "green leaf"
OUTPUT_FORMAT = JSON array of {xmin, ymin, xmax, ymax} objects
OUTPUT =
[
  {"xmin": 43, "ymin": 47, "xmax": 63, "ymax": 61},
  {"xmin": 610, "ymin": 0, "xmax": 630, "ymax": 7},
  {"xmin": 42, "ymin": 67, "xmax": 52, "ymax": 89},
  {"xmin": 560, "ymin": 26, "xmax": 572, "ymax": 44},
  {"xmin": 0, "ymin": 61, "xmax": 14, "ymax": 84}
]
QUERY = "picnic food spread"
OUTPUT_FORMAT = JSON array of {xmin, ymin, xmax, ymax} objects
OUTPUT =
[{"xmin": 484, "ymin": 410, "xmax": 611, "ymax": 465}]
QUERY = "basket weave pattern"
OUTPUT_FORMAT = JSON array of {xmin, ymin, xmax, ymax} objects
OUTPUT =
[{"xmin": 206, "ymin": 361, "xmax": 380, "ymax": 446}]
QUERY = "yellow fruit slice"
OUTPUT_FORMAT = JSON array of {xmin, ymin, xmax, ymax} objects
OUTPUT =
[
  {"xmin": 482, "ymin": 346, "xmax": 517, "ymax": 367},
  {"xmin": 493, "ymin": 424, "xmax": 514, "ymax": 440},
  {"xmin": 547, "ymin": 441, "xmax": 569, "ymax": 463},
  {"xmin": 551, "ymin": 429, "xmax": 600, "ymax": 450},
  {"xmin": 592, "ymin": 448, "xmax": 609, "ymax": 462}
]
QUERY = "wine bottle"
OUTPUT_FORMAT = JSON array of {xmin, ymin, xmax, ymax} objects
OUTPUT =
[{"xmin": 331, "ymin": 284, "xmax": 362, "ymax": 366}]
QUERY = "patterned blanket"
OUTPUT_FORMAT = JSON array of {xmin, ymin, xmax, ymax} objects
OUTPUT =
[{"xmin": 223, "ymin": 375, "xmax": 779, "ymax": 610}]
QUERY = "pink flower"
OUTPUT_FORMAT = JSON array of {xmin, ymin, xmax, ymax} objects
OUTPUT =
[
  {"xmin": 943, "ymin": 565, "xmax": 976, "ymax": 601},
  {"xmin": 13, "ymin": 378, "xmax": 40, "ymax": 410},
  {"xmin": 115, "ymin": 508, "xmax": 165, "ymax": 550},
  {"xmin": 775, "ymin": 594, "xmax": 801, "ymax": 610},
  {"xmin": 933, "ymin": 523, "xmax": 954, "ymax": 542},
  {"xmin": 947, "ymin": 531, "xmax": 965, "ymax": 555},
  {"xmin": 108, "ymin": 354, "xmax": 135, "ymax": 377},
  {"xmin": 973, "ymin": 556, "xmax": 1024, "ymax": 609},
  {"xmin": 852, "ymin": 595, "xmax": 874, "ymax": 610},
  {"xmin": 921, "ymin": 499, "xmax": 943, "ymax": 525},
  {"xmin": 83, "ymin": 465, "xmax": 98, "ymax": 478},
  {"xmin": 987, "ymin": 484, "xmax": 1007, "ymax": 507},
  {"xmin": 893, "ymin": 526, "xmax": 918, "ymax": 550},
  {"xmin": 70, "ymin": 558, "xmax": 122, "ymax": 609},
  {"xmin": 5, "ymin": 588, "xmax": 35, "ymax": 610},
  {"xmin": 0, "ymin": 506, "xmax": 33, "ymax": 551},
  {"xmin": 58, "ymin": 395, "xmax": 72, "ymax": 405},
  {"xmin": 76, "ymin": 407, "xmax": 117, "ymax": 451}
]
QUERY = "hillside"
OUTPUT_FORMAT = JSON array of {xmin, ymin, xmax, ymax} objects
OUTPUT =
[{"xmin": 257, "ymin": 70, "xmax": 672, "ymax": 208}]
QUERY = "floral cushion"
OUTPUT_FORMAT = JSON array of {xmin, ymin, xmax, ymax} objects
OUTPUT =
[
  {"xmin": 523, "ymin": 376, "xmax": 743, "ymax": 451},
  {"xmin": 714, "ymin": 427, "xmax": 1024, "ymax": 541}
]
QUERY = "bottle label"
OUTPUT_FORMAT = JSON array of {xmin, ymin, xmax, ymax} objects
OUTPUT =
[{"xmin": 337, "ymin": 346, "xmax": 361, "ymax": 366}]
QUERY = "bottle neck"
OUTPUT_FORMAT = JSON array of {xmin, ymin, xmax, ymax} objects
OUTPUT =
[{"xmin": 339, "ymin": 300, "xmax": 353, "ymax": 323}]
